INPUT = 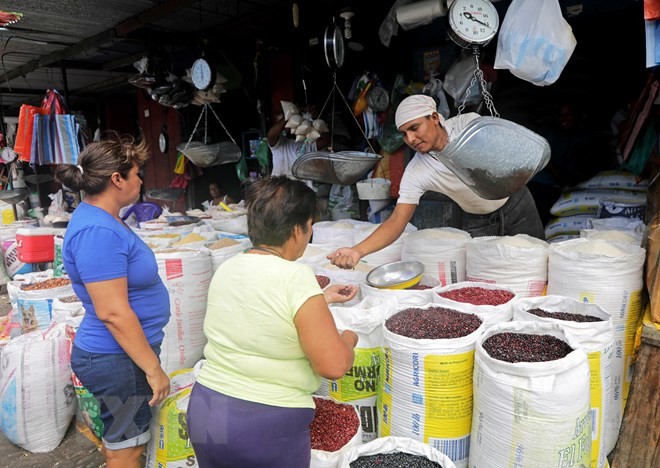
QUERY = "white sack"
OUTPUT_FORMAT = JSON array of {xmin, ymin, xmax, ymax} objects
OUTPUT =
[
  {"xmin": 401, "ymin": 228, "xmax": 471, "ymax": 286},
  {"xmin": 156, "ymin": 248, "xmax": 213, "ymax": 374},
  {"xmin": 546, "ymin": 238, "xmax": 645, "ymax": 453},
  {"xmin": 339, "ymin": 436, "xmax": 456, "ymax": 468},
  {"xmin": 433, "ymin": 281, "xmax": 516, "ymax": 325},
  {"xmin": 469, "ymin": 321, "xmax": 591, "ymax": 468},
  {"xmin": 0, "ymin": 323, "xmax": 76, "ymax": 453},
  {"xmin": 511, "ymin": 295, "xmax": 614, "ymax": 467},
  {"xmin": 465, "ymin": 235, "xmax": 548, "ymax": 297}
]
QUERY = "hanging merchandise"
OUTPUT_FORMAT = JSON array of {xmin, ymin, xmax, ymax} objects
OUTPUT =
[
  {"xmin": 26, "ymin": 89, "xmax": 85, "ymax": 165},
  {"xmin": 176, "ymin": 103, "xmax": 241, "ymax": 168},
  {"xmin": 494, "ymin": 0, "xmax": 577, "ymax": 86}
]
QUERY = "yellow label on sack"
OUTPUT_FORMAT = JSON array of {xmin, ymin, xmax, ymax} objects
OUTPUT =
[
  {"xmin": 424, "ymin": 350, "xmax": 475, "ymax": 440},
  {"xmin": 377, "ymin": 346, "xmax": 393, "ymax": 437},
  {"xmin": 623, "ymin": 289, "xmax": 643, "ymax": 404},
  {"xmin": 330, "ymin": 347, "xmax": 380, "ymax": 402},
  {"xmin": 588, "ymin": 350, "xmax": 604, "ymax": 468}
]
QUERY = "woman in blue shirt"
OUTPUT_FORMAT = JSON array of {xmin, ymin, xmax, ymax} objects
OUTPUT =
[{"xmin": 56, "ymin": 135, "xmax": 170, "ymax": 468}]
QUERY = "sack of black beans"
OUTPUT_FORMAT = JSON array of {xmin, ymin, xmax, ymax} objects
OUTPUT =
[
  {"xmin": 511, "ymin": 295, "xmax": 613, "ymax": 468},
  {"xmin": 155, "ymin": 248, "xmax": 213, "ymax": 374},
  {"xmin": 547, "ymin": 238, "xmax": 645, "ymax": 450},
  {"xmin": 432, "ymin": 281, "xmax": 515, "ymax": 326},
  {"xmin": 311, "ymin": 396, "xmax": 363, "ymax": 468},
  {"xmin": 339, "ymin": 436, "xmax": 456, "ymax": 468},
  {"xmin": 318, "ymin": 296, "xmax": 398, "ymax": 442},
  {"xmin": 401, "ymin": 228, "xmax": 471, "ymax": 287},
  {"xmin": 360, "ymin": 275, "xmax": 439, "ymax": 308},
  {"xmin": 465, "ymin": 234, "xmax": 549, "ymax": 297},
  {"xmin": 379, "ymin": 303, "xmax": 486, "ymax": 468},
  {"xmin": 469, "ymin": 321, "xmax": 591, "ymax": 468}
]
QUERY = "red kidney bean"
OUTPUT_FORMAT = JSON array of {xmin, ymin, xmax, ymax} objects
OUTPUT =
[
  {"xmin": 483, "ymin": 332, "xmax": 573, "ymax": 363},
  {"xmin": 310, "ymin": 397, "xmax": 360, "ymax": 452},
  {"xmin": 385, "ymin": 307, "xmax": 482, "ymax": 340},
  {"xmin": 316, "ymin": 275, "xmax": 330, "ymax": 289},
  {"xmin": 438, "ymin": 286, "xmax": 514, "ymax": 306},
  {"xmin": 350, "ymin": 452, "xmax": 444, "ymax": 467},
  {"xmin": 526, "ymin": 308, "xmax": 603, "ymax": 323}
]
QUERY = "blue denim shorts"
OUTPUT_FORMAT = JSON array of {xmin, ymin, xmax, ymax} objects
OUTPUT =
[{"xmin": 70, "ymin": 343, "xmax": 161, "ymax": 450}]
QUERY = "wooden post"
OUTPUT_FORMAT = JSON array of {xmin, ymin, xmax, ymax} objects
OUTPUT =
[{"xmin": 609, "ymin": 323, "xmax": 660, "ymax": 467}]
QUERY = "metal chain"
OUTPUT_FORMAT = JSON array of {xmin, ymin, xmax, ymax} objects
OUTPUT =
[
  {"xmin": 208, "ymin": 104, "xmax": 238, "ymax": 145},
  {"xmin": 314, "ymin": 71, "xmax": 377, "ymax": 154},
  {"xmin": 183, "ymin": 104, "xmax": 206, "ymax": 149},
  {"xmin": 457, "ymin": 45, "xmax": 499, "ymax": 118}
]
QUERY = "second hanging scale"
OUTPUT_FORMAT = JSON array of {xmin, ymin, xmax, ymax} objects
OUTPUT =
[{"xmin": 292, "ymin": 21, "xmax": 382, "ymax": 187}]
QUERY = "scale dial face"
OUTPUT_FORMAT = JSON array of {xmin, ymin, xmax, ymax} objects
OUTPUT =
[
  {"xmin": 449, "ymin": 0, "xmax": 499, "ymax": 45},
  {"xmin": 0, "ymin": 147, "xmax": 16, "ymax": 163},
  {"xmin": 191, "ymin": 58, "xmax": 215, "ymax": 90},
  {"xmin": 367, "ymin": 86, "xmax": 390, "ymax": 112}
]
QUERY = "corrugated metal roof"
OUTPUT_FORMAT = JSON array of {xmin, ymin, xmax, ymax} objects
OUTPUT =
[{"xmin": 0, "ymin": 0, "xmax": 288, "ymax": 110}]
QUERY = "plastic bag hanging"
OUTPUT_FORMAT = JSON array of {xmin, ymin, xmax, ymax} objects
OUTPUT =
[{"xmin": 494, "ymin": 0, "xmax": 576, "ymax": 86}]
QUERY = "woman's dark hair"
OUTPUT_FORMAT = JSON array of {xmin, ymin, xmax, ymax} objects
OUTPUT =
[
  {"xmin": 54, "ymin": 133, "xmax": 149, "ymax": 195},
  {"xmin": 246, "ymin": 176, "xmax": 318, "ymax": 246}
]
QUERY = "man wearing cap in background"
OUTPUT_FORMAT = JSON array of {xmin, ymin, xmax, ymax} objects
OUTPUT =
[{"xmin": 328, "ymin": 94, "xmax": 543, "ymax": 269}]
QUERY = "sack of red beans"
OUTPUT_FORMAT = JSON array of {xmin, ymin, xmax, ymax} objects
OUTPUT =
[
  {"xmin": 318, "ymin": 296, "xmax": 398, "ymax": 443},
  {"xmin": 339, "ymin": 436, "xmax": 456, "ymax": 467},
  {"xmin": 310, "ymin": 396, "xmax": 363, "ymax": 468},
  {"xmin": 432, "ymin": 281, "xmax": 516, "ymax": 326},
  {"xmin": 511, "ymin": 295, "xmax": 614, "ymax": 467},
  {"xmin": 470, "ymin": 321, "xmax": 591, "ymax": 468}
]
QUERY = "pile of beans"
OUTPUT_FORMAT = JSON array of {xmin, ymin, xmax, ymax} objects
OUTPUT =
[
  {"xmin": 350, "ymin": 452, "xmax": 443, "ymax": 467},
  {"xmin": 483, "ymin": 332, "xmax": 573, "ymax": 363},
  {"xmin": 385, "ymin": 307, "xmax": 482, "ymax": 339},
  {"xmin": 338, "ymin": 286, "xmax": 353, "ymax": 296},
  {"xmin": 438, "ymin": 286, "xmax": 514, "ymax": 306},
  {"xmin": 316, "ymin": 275, "xmax": 331, "ymax": 289},
  {"xmin": 407, "ymin": 284, "xmax": 433, "ymax": 290},
  {"xmin": 310, "ymin": 397, "xmax": 359, "ymax": 452},
  {"xmin": 58, "ymin": 295, "xmax": 80, "ymax": 303},
  {"xmin": 21, "ymin": 278, "xmax": 71, "ymax": 291},
  {"xmin": 526, "ymin": 308, "xmax": 603, "ymax": 323}
]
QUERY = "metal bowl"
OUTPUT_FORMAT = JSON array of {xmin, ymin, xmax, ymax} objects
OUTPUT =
[
  {"xmin": 292, "ymin": 150, "xmax": 382, "ymax": 186},
  {"xmin": 366, "ymin": 260, "xmax": 424, "ymax": 290}
]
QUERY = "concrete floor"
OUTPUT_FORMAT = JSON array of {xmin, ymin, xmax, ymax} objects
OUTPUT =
[{"xmin": 0, "ymin": 289, "xmax": 106, "ymax": 468}]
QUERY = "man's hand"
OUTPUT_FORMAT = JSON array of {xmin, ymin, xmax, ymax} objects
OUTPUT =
[
  {"xmin": 323, "ymin": 284, "xmax": 358, "ymax": 304},
  {"xmin": 327, "ymin": 247, "xmax": 362, "ymax": 269}
]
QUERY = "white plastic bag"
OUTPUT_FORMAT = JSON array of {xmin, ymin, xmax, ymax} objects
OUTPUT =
[
  {"xmin": 494, "ymin": 0, "xmax": 577, "ymax": 86},
  {"xmin": 443, "ymin": 52, "xmax": 483, "ymax": 106}
]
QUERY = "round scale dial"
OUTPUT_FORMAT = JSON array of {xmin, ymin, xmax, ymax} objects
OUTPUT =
[
  {"xmin": 448, "ymin": 0, "xmax": 499, "ymax": 45},
  {"xmin": 191, "ymin": 58, "xmax": 215, "ymax": 90}
]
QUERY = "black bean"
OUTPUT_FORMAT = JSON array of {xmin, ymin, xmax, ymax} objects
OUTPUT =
[
  {"xmin": 483, "ymin": 332, "xmax": 573, "ymax": 363},
  {"xmin": 350, "ymin": 452, "xmax": 444, "ymax": 467},
  {"xmin": 526, "ymin": 308, "xmax": 603, "ymax": 323},
  {"xmin": 385, "ymin": 307, "xmax": 482, "ymax": 339}
]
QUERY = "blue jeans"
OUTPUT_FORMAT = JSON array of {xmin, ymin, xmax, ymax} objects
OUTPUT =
[{"xmin": 70, "ymin": 343, "xmax": 161, "ymax": 450}]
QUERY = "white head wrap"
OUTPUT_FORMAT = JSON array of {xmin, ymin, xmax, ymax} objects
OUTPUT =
[
  {"xmin": 76, "ymin": 165, "xmax": 84, "ymax": 175},
  {"xmin": 395, "ymin": 94, "xmax": 444, "ymax": 129}
]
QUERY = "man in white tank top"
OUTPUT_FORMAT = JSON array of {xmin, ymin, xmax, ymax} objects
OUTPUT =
[{"xmin": 328, "ymin": 94, "xmax": 544, "ymax": 269}]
